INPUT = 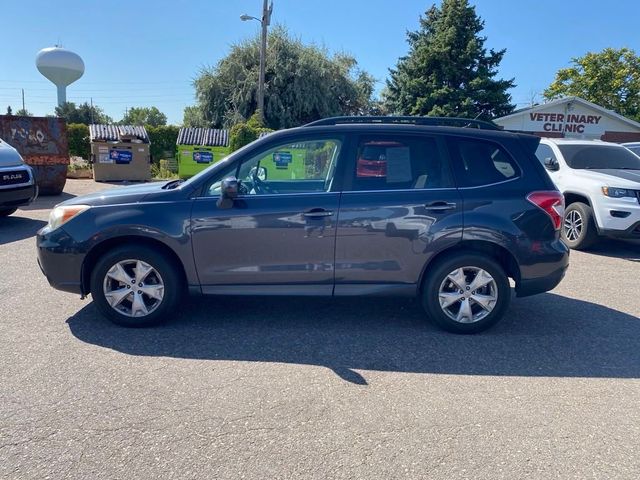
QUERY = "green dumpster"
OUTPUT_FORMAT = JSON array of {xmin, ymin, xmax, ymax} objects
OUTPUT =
[{"xmin": 176, "ymin": 128, "xmax": 230, "ymax": 179}]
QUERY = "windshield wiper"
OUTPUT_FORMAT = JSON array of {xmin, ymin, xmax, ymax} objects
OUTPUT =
[{"xmin": 162, "ymin": 179, "xmax": 185, "ymax": 189}]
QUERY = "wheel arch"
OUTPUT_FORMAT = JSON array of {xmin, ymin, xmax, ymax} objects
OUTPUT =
[
  {"xmin": 418, "ymin": 240, "xmax": 521, "ymax": 293},
  {"xmin": 81, "ymin": 235, "xmax": 188, "ymax": 295},
  {"xmin": 563, "ymin": 191, "xmax": 591, "ymax": 207}
]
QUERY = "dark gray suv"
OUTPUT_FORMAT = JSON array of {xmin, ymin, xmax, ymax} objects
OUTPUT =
[{"xmin": 37, "ymin": 117, "xmax": 569, "ymax": 333}]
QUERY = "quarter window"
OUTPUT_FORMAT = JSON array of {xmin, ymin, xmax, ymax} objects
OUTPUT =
[
  {"xmin": 350, "ymin": 136, "xmax": 453, "ymax": 191},
  {"xmin": 451, "ymin": 138, "xmax": 520, "ymax": 187}
]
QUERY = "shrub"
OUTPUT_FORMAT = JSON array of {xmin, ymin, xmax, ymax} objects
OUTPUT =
[
  {"xmin": 147, "ymin": 125, "xmax": 179, "ymax": 163},
  {"xmin": 67, "ymin": 123, "xmax": 90, "ymax": 159}
]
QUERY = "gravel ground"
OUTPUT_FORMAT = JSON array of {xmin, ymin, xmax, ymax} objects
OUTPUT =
[{"xmin": 1, "ymin": 179, "xmax": 639, "ymax": 479}]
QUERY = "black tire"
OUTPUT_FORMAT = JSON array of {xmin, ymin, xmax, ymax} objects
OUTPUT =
[
  {"xmin": 561, "ymin": 202, "xmax": 598, "ymax": 250},
  {"xmin": 90, "ymin": 245, "xmax": 183, "ymax": 327},
  {"xmin": 0, "ymin": 208, "xmax": 17, "ymax": 217},
  {"xmin": 422, "ymin": 253, "xmax": 511, "ymax": 334}
]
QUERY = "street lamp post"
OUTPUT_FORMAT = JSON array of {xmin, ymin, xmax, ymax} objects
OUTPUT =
[{"xmin": 240, "ymin": 0, "xmax": 273, "ymax": 124}]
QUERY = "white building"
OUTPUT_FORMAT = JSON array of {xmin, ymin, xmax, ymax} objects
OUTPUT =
[{"xmin": 494, "ymin": 96, "xmax": 640, "ymax": 143}]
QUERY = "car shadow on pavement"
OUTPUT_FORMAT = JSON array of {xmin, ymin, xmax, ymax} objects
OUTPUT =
[
  {"xmin": 66, "ymin": 293, "xmax": 640, "ymax": 385},
  {"xmin": 584, "ymin": 239, "xmax": 640, "ymax": 261},
  {"xmin": 20, "ymin": 192, "xmax": 75, "ymax": 211},
  {"xmin": 0, "ymin": 216, "xmax": 47, "ymax": 244}
]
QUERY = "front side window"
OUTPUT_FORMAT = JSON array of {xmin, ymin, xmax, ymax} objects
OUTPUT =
[
  {"xmin": 451, "ymin": 137, "xmax": 520, "ymax": 187},
  {"xmin": 535, "ymin": 144, "xmax": 558, "ymax": 165},
  {"xmin": 350, "ymin": 135, "xmax": 453, "ymax": 191},
  {"xmin": 205, "ymin": 138, "xmax": 342, "ymax": 196}
]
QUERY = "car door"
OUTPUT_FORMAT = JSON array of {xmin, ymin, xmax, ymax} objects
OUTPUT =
[
  {"xmin": 190, "ymin": 135, "xmax": 345, "ymax": 294},
  {"xmin": 334, "ymin": 132, "xmax": 463, "ymax": 293}
]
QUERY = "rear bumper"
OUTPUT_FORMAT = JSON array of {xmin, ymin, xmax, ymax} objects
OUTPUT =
[
  {"xmin": 515, "ymin": 238, "xmax": 569, "ymax": 297},
  {"xmin": 0, "ymin": 184, "xmax": 38, "ymax": 209},
  {"xmin": 516, "ymin": 263, "xmax": 568, "ymax": 297},
  {"xmin": 36, "ymin": 226, "xmax": 85, "ymax": 294}
]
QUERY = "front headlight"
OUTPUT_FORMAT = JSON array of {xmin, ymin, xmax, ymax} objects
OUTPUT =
[
  {"xmin": 601, "ymin": 186, "xmax": 636, "ymax": 198},
  {"xmin": 48, "ymin": 205, "xmax": 91, "ymax": 230}
]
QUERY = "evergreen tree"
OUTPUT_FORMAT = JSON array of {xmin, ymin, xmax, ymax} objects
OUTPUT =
[{"xmin": 385, "ymin": 0, "xmax": 514, "ymax": 120}]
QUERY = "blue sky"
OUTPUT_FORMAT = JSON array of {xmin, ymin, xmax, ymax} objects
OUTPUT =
[{"xmin": 1, "ymin": 0, "xmax": 639, "ymax": 124}]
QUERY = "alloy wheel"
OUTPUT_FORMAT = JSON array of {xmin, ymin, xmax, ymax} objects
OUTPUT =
[
  {"xmin": 438, "ymin": 267, "xmax": 498, "ymax": 324},
  {"xmin": 564, "ymin": 210, "xmax": 583, "ymax": 242},
  {"xmin": 102, "ymin": 259, "xmax": 165, "ymax": 317}
]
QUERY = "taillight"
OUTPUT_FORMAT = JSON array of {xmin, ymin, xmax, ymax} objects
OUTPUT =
[{"xmin": 527, "ymin": 191, "xmax": 564, "ymax": 230}]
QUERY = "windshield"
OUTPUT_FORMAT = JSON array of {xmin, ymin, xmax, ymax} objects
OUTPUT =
[
  {"xmin": 558, "ymin": 144, "xmax": 640, "ymax": 170},
  {"xmin": 626, "ymin": 145, "xmax": 640, "ymax": 158}
]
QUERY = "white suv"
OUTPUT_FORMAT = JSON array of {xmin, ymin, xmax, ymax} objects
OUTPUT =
[{"xmin": 535, "ymin": 138, "xmax": 640, "ymax": 249}]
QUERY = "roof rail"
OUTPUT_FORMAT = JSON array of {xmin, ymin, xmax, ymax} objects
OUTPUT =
[{"xmin": 303, "ymin": 116, "xmax": 500, "ymax": 130}]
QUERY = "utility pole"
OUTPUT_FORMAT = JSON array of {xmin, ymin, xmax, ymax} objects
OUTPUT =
[
  {"xmin": 241, "ymin": 1, "xmax": 273, "ymax": 124},
  {"xmin": 90, "ymin": 97, "xmax": 94, "ymax": 124},
  {"xmin": 21, "ymin": 89, "xmax": 25, "ymax": 112}
]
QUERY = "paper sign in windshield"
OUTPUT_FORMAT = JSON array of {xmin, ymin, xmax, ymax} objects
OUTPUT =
[{"xmin": 386, "ymin": 147, "xmax": 412, "ymax": 183}]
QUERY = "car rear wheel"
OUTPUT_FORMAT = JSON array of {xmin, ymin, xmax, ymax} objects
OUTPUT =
[
  {"xmin": 562, "ymin": 202, "xmax": 598, "ymax": 250},
  {"xmin": 0, "ymin": 208, "xmax": 17, "ymax": 217},
  {"xmin": 422, "ymin": 254, "xmax": 511, "ymax": 334},
  {"xmin": 90, "ymin": 246, "xmax": 183, "ymax": 327}
]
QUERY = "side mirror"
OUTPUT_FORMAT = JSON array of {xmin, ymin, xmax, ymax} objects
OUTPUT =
[
  {"xmin": 216, "ymin": 176, "xmax": 238, "ymax": 209},
  {"xmin": 250, "ymin": 166, "xmax": 267, "ymax": 181},
  {"xmin": 544, "ymin": 157, "xmax": 559, "ymax": 171}
]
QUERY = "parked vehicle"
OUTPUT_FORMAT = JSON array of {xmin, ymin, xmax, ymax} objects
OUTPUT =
[
  {"xmin": 536, "ymin": 138, "xmax": 640, "ymax": 249},
  {"xmin": 0, "ymin": 138, "xmax": 37, "ymax": 217},
  {"xmin": 37, "ymin": 116, "xmax": 569, "ymax": 333}
]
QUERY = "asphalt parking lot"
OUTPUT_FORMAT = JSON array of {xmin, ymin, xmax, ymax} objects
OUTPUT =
[{"xmin": 1, "ymin": 179, "xmax": 639, "ymax": 479}]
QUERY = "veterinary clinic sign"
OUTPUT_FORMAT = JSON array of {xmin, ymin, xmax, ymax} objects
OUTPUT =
[{"xmin": 529, "ymin": 112, "xmax": 602, "ymax": 134}]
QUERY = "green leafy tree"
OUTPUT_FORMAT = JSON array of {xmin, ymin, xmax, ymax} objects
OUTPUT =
[
  {"xmin": 544, "ymin": 48, "xmax": 640, "ymax": 121},
  {"xmin": 190, "ymin": 26, "xmax": 375, "ymax": 129},
  {"xmin": 15, "ymin": 108, "xmax": 32, "ymax": 116},
  {"xmin": 146, "ymin": 125, "xmax": 180, "ymax": 162},
  {"xmin": 229, "ymin": 112, "xmax": 272, "ymax": 151},
  {"xmin": 121, "ymin": 106, "xmax": 168, "ymax": 126},
  {"xmin": 55, "ymin": 102, "xmax": 112, "ymax": 125},
  {"xmin": 385, "ymin": 0, "xmax": 514, "ymax": 119},
  {"xmin": 6, "ymin": 106, "xmax": 12, "ymax": 115},
  {"xmin": 66, "ymin": 123, "xmax": 90, "ymax": 159},
  {"xmin": 182, "ymin": 105, "xmax": 208, "ymax": 128}
]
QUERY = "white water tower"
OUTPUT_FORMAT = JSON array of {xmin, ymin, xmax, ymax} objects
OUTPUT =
[{"xmin": 36, "ymin": 46, "xmax": 85, "ymax": 106}]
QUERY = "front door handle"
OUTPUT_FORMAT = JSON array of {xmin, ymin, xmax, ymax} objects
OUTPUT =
[
  {"xmin": 303, "ymin": 208, "xmax": 333, "ymax": 218},
  {"xmin": 424, "ymin": 201, "xmax": 457, "ymax": 212}
]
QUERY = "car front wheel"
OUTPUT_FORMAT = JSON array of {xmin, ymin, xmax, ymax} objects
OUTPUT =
[
  {"xmin": 561, "ymin": 202, "xmax": 598, "ymax": 250},
  {"xmin": 90, "ymin": 246, "xmax": 183, "ymax": 327},
  {"xmin": 422, "ymin": 254, "xmax": 511, "ymax": 334}
]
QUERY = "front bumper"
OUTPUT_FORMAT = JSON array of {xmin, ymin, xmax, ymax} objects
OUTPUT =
[
  {"xmin": 36, "ymin": 226, "xmax": 85, "ymax": 294},
  {"xmin": 0, "ymin": 184, "xmax": 38, "ymax": 209},
  {"xmin": 594, "ymin": 195, "xmax": 640, "ymax": 235}
]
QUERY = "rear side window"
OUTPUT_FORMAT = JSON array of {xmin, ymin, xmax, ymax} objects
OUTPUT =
[
  {"xmin": 350, "ymin": 135, "xmax": 453, "ymax": 191},
  {"xmin": 450, "ymin": 138, "xmax": 521, "ymax": 187}
]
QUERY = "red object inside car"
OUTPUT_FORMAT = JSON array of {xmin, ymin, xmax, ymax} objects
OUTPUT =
[{"xmin": 356, "ymin": 141, "xmax": 404, "ymax": 177}]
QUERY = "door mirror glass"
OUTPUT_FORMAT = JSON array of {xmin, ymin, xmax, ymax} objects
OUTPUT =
[
  {"xmin": 544, "ymin": 157, "xmax": 559, "ymax": 171},
  {"xmin": 217, "ymin": 176, "xmax": 238, "ymax": 209},
  {"xmin": 251, "ymin": 166, "xmax": 267, "ymax": 181}
]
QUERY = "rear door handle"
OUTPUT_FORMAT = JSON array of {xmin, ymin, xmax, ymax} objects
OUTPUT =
[
  {"xmin": 303, "ymin": 208, "xmax": 333, "ymax": 218},
  {"xmin": 424, "ymin": 201, "xmax": 457, "ymax": 212}
]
